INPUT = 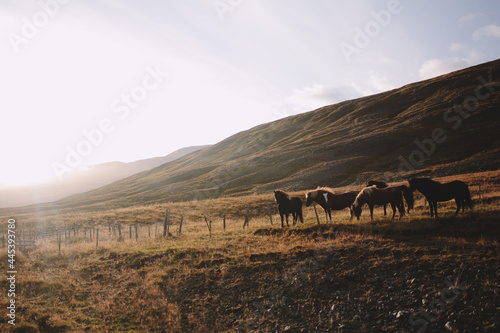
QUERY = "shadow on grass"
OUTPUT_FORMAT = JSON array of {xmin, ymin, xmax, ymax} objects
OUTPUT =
[{"xmin": 254, "ymin": 210, "xmax": 500, "ymax": 245}]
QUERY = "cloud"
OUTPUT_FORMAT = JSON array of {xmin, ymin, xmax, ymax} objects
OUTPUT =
[
  {"xmin": 449, "ymin": 43, "xmax": 466, "ymax": 52},
  {"xmin": 271, "ymin": 83, "xmax": 367, "ymax": 119},
  {"xmin": 473, "ymin": 24, "xmax": 500, "ymax": 41},
  {"xmin": 459, "ymin": 13, "xmax": 479, "ymax": 23},
  {"xmin": 368, "ymin": 73, "xmax": 396, "ymax": 92},
  {"xmin": 418, "ymin": 58, "xmax": 472, "ymax": 80}
]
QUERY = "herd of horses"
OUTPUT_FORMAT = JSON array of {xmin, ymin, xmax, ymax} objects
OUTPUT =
[{"xmin": 273, "ymin": 177, "xmax": 473, "ymax": 227}]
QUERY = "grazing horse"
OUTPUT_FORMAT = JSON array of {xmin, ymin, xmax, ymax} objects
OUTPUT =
[
  {"xmin": 368, "ymin": 181, "xmax": 415, "ymax": 214},
  {"xmin": 367, "ymin": 180, "xmax": 389, "ymax": 215},
  {"xmin": 350, "ymin": 186, "xmax": 405, "ymax": 221},
  {"xmin": 408, "ymin": 178, "xmax": 472, "ymax": 218},
  {"xmin": 274, "ymin": 190, "xmax": 304, "ymax": 227},
  {"xmin": 305, "ymin": 188, "xmax": 358, "ymax": 223}
]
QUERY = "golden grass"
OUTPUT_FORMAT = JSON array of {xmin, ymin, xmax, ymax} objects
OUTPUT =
[{"xmin": 1, "ymin": 170, "xmax": 499, "ymax": 331}]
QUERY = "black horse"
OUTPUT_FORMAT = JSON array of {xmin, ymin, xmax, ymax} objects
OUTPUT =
[
  {"xmin": 408, "ymin": 178, "xmax": 473, "ymax": 218},
  {"xmin": 274, "ymin": 190, "xmax": 304, "ymax": 227}
]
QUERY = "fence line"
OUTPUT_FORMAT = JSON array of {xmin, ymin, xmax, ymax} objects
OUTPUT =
[{"xmin": 2, "ymin": 209, "xmax": 278, "ymax": 253}]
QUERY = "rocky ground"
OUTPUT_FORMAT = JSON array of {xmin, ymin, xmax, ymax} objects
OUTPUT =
[{"xmin": 162, "ymin": 219, "xmax": 499, "ymax": 332}]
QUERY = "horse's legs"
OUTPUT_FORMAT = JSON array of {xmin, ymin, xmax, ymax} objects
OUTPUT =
[
  {"xmin": 324, "ymin": 210, "xmax": 329, "ymax": 224},
  {"xmin": 328, "ymin": 209, "xmax": 333, "ymax": 223},
  {"xmin": 383, "ymin": 204, "xmax": 387, "ymax": 216},
  {"xmin": 429, "ymin": 201, "xmax": 434, "ymax": 218},
  {"xmin": 280, "ymin": 214, "xmax": 284, "ymax": 228},
  {"xmin": 433, "ymin": 202, "xmax": 438, "ymax": 218},
  {"xmin": 390, "ymin": 203, "xmax": 397, "ymax": 220},
  {"xmin": 399, "ymin": 203, "xmax": 405, "ymax": 219},
  {"xmin": 454, "ymin": 198, "xmax": 461, "ymax": 215},
  {"xmin": 369, "ymin": 205, "xmax": 374, "ymax": 221}
]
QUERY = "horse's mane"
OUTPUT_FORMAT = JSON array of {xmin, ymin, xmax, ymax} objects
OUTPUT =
[
  {"xmin": 354, "ymin": 186, "xmax": 376, "ymax": 204},
  {"xmin": 305, "ymin": 187, "xmax": 334, "ymax": 199},
  {"xmin": 274, "ymin": 190, "xmax": 290, "ymax": 198},
  {"xmin": 367, "ymin": 180, "xmax": 388, "ymax": 187},
  {"xmin": 316, "ymin": 186, "xmax": 336, "ymax": 194}
]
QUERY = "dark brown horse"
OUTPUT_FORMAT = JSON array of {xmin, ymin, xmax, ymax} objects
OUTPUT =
[
  {"xmin": 305, "ymin": 188, "xmax": 358, "ymax": 223},
  {"xmin": 408, "ymin": 178, "xmax": 472, "ymax": 218},
  {"xmin": 350, "ymin": 186, "xmax": 405, "ymax": 221},
  {"xmin": 274, "ymin": 190, "xmax": 304, "ymax": 227}
]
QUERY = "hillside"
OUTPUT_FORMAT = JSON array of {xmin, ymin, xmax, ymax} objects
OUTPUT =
[
  {"xmin": 8, "ymin": 59, "xmax": 500, "ymax": 213},
  {"xmin": 0, "ymin": 145, "xmax": 208, "ymax": 208}
]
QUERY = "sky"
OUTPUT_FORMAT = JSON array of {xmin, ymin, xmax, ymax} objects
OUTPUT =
[{"xmin": 1, "ymin": 0, "xmax": 499, "ymax": 186}]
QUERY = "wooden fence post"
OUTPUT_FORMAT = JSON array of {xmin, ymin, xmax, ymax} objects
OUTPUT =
[
  {"xmin": 223, "ymin": 215, "xmax": 226, "ymax": 231},
  {"xmin": 96, "ymin": 229, "xmax": 99, "ymax": 249},
  {"xmin": 267, "ymin": 204, "xmax": 273, "ymax": 225},
  {"xmin": 313, "ymin": 203, "xmax": 323, "ymax": 236},
  {"xmin": 58, "ymin": 231, "xmax": 61, "ymax": 255},
  {"xmin": 129, "ymin": 224, "xmax": 132, "ymax": 240},
  {"xmin": 118, "ymin": 222, "xmax": 122, "ymax": 241},
  {"xmin": 135, "ymin": 223, "xmax": 138, "ymax": 242},
  {"xmin": 243, "ymin": 207, "xmax": 250, "ymax": 229},
  {"xmin": 204, "ymin": 215, "xmax": 212, "ymax": 238},
  {"xmin": 177, "ymin": 216, "xmax": 184, "ymax": 236},
  {"xmin": 163, "ymin": 210, "xmax": 170, "ymax": 237}
]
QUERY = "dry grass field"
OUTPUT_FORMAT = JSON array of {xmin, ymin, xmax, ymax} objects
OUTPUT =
[{"xmin": 1, "ymin": 171, "xmax": 499, "ymax": 332}]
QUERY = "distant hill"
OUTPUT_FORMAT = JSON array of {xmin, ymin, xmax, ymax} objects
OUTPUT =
[
  {"xmin": 6, "ymin": 59, "xmax": 500, "ymax": 213},
  {"xmin": 0, "ymin": 145, "xmax": 209, "ymax": 208}
]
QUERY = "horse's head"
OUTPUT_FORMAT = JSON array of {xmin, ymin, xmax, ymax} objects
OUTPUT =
[
  {"xmin": 305, "ymin": 191, "xmax": 315, "ymax": 207},
  {"xmin": 274, "ymin": 190, "xmax": 287, "ymax": 203},
  {"xmin": 349, "ymin": 203, "xmax": 361, "ymax": 220},
  {"xmin": 407, "ymin": 178, "xmax": 417, "ymax": 191}
]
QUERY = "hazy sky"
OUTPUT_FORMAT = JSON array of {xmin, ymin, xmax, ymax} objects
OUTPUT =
[{"xmin": 1, "ymin": 0, "xmax": 499, "ymax": 186}]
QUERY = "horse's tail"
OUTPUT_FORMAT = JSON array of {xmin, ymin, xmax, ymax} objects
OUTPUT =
[
  {"xmin": 298, "ymin": 206, "xmax": 304, "ymax": 223},
  {"xmin": 464, "ymin": 183, "xmax": 473, "ymax": 209},
  {"xmin": 399, "ymin": 185, "xmax": 414, "ymax": 212}
]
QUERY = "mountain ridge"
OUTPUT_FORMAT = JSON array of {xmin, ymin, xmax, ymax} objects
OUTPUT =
[{"xmin": 4, "ymin": 59, "xmax": 500, "ymax": 213}]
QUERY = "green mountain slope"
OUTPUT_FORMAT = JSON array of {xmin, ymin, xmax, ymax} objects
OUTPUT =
[{"xmin": 53, "ymin": 59, "xmax": 500, "ymax": 210}]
